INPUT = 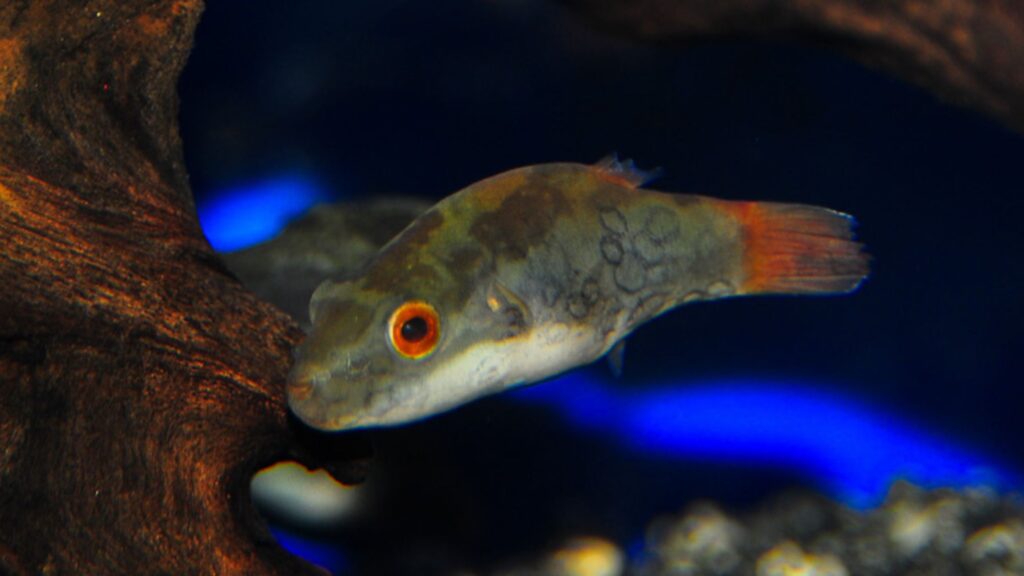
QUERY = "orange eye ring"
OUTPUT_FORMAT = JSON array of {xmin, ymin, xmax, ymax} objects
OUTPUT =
[{"xmin": 388, "ymin": 300, "xmax": 441, "ymax": 359}]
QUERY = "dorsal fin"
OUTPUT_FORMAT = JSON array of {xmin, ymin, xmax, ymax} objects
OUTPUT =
[{"xmin": 593, "ymin": 154, "xmax": 661, "ymax": 188}]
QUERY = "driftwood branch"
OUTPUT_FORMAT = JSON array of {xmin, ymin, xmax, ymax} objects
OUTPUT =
[
  {"xmin": 0, "ymin": 2, "xmax": 366, "ymax": 574},
  {"xmin": 563, "ymin": 0, "xmax": 1024, "ymax": 131}
]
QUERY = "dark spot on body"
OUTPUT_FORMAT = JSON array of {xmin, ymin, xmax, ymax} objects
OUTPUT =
[
  {"xmin": 643, "ymin": 207, "xmax": 681, "ymax": 241},
  {"xmin": 303, "ymin": 298, "xmax": 375, "ymax": 357},
  {"xmin": 363, "ymin": 259, "xmax": 441, "ymax": 294},
  {"xmin": 470, "ymin": 175, "xmax": 573, "ymax": 260},
  {"xmin": 361, "ymin": 210, "xmax": 446, "ymax": 293},
  {"xmin": 392, "ymin": 209, "xmax": 444, "ymax": 251},
  {"xmin": 437, "ymin": 245, "xmax": 491, "ymax": 308},
  {"xmin": 444, "ymin": 245, "xmax": 486, "ymax": 272}
]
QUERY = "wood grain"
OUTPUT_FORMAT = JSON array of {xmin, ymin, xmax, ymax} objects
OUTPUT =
[{"xmin": 0, "ymin": 2, "xmax": 366, "ymax": 574}]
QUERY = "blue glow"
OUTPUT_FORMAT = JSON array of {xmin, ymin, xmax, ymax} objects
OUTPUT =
[
  {"xmin": 511, "ymin": 374, "xmax": 1016, "ymax": 509},
  {"xmin": 269, "ymin": 526, "xmax": 349, "ymax": 574},
  {"xmin": 197, "ymin": 175, "xmax": 328, "ymax": 251}
]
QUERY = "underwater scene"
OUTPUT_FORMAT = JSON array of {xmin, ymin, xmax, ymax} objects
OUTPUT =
[{"xmin": 181, "ymin": 1, "xmax": 1024, "ymax": 574}]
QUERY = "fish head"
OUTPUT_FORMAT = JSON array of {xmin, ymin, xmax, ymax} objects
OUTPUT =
[{"xmin": 287, "ymin": 274, "xmax": 531, "ymax": 431}]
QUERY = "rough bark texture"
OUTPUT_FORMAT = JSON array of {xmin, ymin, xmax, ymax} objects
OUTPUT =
[
  {"xmin": 0, "ymin": 2, "xmax": 368, "ymax": 574},
  {"xmin": 564, "ymin": 0, "xmax": 1024, "ymax": 131},
  {"xmin": 0, "ymin": 0, "xmax": 1021, "ymax": 575}
]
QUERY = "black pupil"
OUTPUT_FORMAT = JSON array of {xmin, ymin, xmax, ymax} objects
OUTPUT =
[{"xmin": 400, "ymin": 316, "xmax": 429, "ymax": 342}]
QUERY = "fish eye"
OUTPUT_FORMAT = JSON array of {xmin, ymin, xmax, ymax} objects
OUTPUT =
[{"xmin": 388, "ymin": 301, "xmax": 440, "ymax": 359}]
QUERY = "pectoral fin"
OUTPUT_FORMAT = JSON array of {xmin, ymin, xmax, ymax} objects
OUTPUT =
[{"xmin": 487, "ymin": 281, "xmax": 531, "ymax": 337}]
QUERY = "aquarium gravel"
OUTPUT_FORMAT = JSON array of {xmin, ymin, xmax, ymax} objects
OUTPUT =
[{"xmin": 491, "ymin": 483, "xmax": 1023, "ymax": 576}]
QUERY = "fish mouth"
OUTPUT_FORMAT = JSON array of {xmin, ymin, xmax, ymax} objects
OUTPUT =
[
  {"xmin": 285, "ymin": 372, "xmax": 315, "ymax": 402},
  {"xmin": 286, "ymin": 365, "xmax": 364, "ymax": 432},
  {"xmin": 286, "ymin": 361, "xmax": 330, "ymax": 402}
]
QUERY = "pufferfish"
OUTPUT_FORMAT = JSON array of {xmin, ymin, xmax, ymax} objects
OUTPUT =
[{"xmin": 287, "ymin": 158, "xmax": 868, "ymax": 431}]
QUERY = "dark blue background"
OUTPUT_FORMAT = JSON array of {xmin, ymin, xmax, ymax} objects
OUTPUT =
[{"xmin": 180, "ymin": 1, "xmax": 1024, "ymax": 573}]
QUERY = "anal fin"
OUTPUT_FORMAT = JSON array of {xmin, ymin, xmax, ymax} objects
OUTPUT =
[{"xmin": 606, "ymin": 340, "xmax": 626, "ymax": 378}]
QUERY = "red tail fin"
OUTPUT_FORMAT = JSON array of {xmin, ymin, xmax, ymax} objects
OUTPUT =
[{"xmin": 728, "ymin": 201, "xmax": 869, "ymax": 294}]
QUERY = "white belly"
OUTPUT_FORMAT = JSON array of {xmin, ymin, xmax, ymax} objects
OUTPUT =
[{"xmin": 384, "ymin": 321, "xmax": 606, "ymax": 426}]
